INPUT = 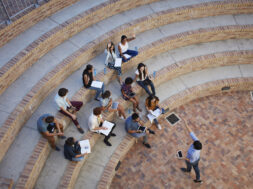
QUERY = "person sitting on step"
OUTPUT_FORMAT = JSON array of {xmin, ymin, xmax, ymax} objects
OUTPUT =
[
  {"xmin": 37, "ymin": 114, "xmax": 66, "ymax": 151},
  {"xmin": 64, "ymin": 137, "xmax": 87, "ymax": 162},
  {"xmin": 118, "ymin": 35, "xmax": 138, "ymax": 63},
  {"xmin": 88, "ymin": 107, "xmax": 116, "ymax": 146},
  {"xmin": 145, "ymin": 95, "xmax": 165, "ymax": 130},
  {"xmin": 99, "ymin": 90, "xmax": 126, "ymax": 120},
  {"xmin": 55, "ymin": 88, "xmax": 84, "ymax": 134},
  {"xmin": 121, "ymin": 77, "xmax": 142, "ymax": 113},
  {"xmin": 125, "ymin": 113, "xmax": 155, "ymax": 148},
  {"xmin": 134, "ymin": 63, "xmax": 156, "ymax": 96},
  {"xmin": 82, "ymin": 64, "xmax": 105, "ymax": 101},
  {"xmin": 105, "ymin": 42, "xmax": 122, "ymax": 84}
]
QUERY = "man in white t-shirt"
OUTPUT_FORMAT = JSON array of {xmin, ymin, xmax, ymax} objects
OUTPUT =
[
  {"xmin": 118, "ymin": 35, "xmax": 138, "ymax": 62},
  {"xmin": 88, "ymin": 107, "xmax": 116, "ymax": 146},
  {"xmin": 55, "ymin": 88, "xmax": 84, "ymax": 133},
  {"xmin": 180, "ymin": 119, "xmax": 203, "ymax": 183}
]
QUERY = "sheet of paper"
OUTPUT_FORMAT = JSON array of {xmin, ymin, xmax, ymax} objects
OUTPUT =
[
  {"xmin": 91, "ymin": 81, "xmax": 103, "ymax": 89},
  {"xmin": 100, "ymin": 120, "xmax": 114, "ymax": 136},
  {"xmin": 124, "ymin": 54, "xmax": 131, "ymax": 59},
  {"xmin": 79, "ymin": 139, "xmax": 91, "ymax": 154},
  {"xmin": 114, "ymin": 58, "xmax": 122, "ymax": 67},
  {"xmin": 150, "ymin": 108, "xmax": 161, "ymax": 118},
  {"xmin": 147, "ymin": 113, "xmax": 156, "ymax": 123}
]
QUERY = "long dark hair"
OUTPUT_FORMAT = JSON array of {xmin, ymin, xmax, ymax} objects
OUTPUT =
[
  {"xmin": 107, "ymin": 42, "xmax": 115, "ymax": 55},
  {"xmin": 147, "ymin": 95, "xmax": 159, "ymax": 107},
  {"xmin": 137, "ymin": 63, "xmax": 146, "ymax": 80}
]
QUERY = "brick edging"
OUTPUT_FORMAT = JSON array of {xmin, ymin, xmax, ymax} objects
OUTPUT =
[
  {"xmin": 2, "ymin": 24, "xmax": 253, "ymax": 185},
  {"xmin": 0, "ymin": 0, "xmax": 159, "ymax": 96},
  {"xmin": 97, "ymin": 77, "xmax": 253, "ymax": 188},
  {"xmin": 0, "ymin": 177, "xmax": 13, "ymax": 189}
]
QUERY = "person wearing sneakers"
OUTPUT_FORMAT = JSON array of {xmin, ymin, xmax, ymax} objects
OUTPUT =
[
  {"xmin": 37, "ymin": 114, "xmax": 66, "ymax": 151},
  {"xmin": 55, "ymin": 88, "xmax": 84, "ymax": 134},
  {"xmin": 88, "ymin": 107, "xmax": 116, "ymax": 146},
  {"xmin": 64, "ymin": 137, "xmax": 87, "ymax": 162},
  {"xmin": 118, "ymin": 35, "xmax": 138, "ymax": 63},
  {"xmin": 99, "ymin": 90, "xmax": 126, "ymax": 120},
  {"xmin": 125, "ymin": 113, "xmax": 155, "ymax": 148},
  {"xmin": 121, "ymin": 77, "xmax": 142, "ymax": 113},
  {"xmin": 134, "ymin": 63, "xmax": 156, "ymax": 96},
  {"xmin": 145, "ymin": 95, "xmax": 164, "ymax": 130},
  {"xmin": 180, "ymin": 119, "xmax": 203, "ymax": 183},
  {"xmin": 82, "ymin": 64, "xmax": 105, "ymax": 101}
]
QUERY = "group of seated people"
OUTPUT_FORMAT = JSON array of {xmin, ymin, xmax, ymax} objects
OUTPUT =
[{"xmin": 36, "ymin": 34, "xmax": 164, "ymax": 162}]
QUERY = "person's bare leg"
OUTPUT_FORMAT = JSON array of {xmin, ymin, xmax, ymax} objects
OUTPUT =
[
  {"xmin": 129, "ymin": 98, "xmax": 137, "ymax": 112},
  {"xmin": 118, "ymin": 104, "xmax": 126, "ymax": 119},
  {"xmin": 134, "ymin": 97, "xmax": 142, "ymax": 112}
]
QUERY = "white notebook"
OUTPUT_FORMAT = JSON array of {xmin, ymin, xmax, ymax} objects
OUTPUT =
[
  {"xmin": 91, "ymin": 81, "xmax": 103, "ymax": 89},
  {"xmin": 99, "ymin": 120, "xmax": 114, "ymax": 136},
  {"xmin": 114, "ymin": 58, "xmax": 122, "ymax": 67},
  {"xmin": 147, "ymin": 109, "xmax": 161, "ymax": 123},
  {"xmin": 124, "ymin": 54, "xmax": 131, "ymax": 59},
  {"xmin": 79, "ymin": 139, "xmax": 91, "ymax": 154}
]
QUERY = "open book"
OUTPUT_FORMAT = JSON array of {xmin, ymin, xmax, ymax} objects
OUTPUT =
[
  {"xmin": 79, "ymin": 140, "xmax": 91, "ymax": 154},
  {"xmin": 114, "ymin": 58, "xmax": 122, "ymax": 67},
  {"xmin": 91, "ymin": 81, "xmax": 103, "ymax": 89},
  {"xmin": 147, "ymin": 108, "xmax": 162, "ymax": 123},
  {"xmin": 99, "ymin": 120, "xmax": 114, "ymax": 136}
]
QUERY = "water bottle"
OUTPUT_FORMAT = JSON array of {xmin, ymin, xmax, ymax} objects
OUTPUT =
[
  {"xmin": 135, "ymin": 46, "xmax": 138, "ymax": 51},
  {"xmin": 104, "ymin": 67, "xmax": 107, "ymax": 75},
  {"xmin": 153, "ymin": 71, "xmax": 156, "ymax": 78},
  {"xmin": 128, "ymin": 108, "xmax": 132, "ymax": 115},
  {"xmin": 94, "ymin": 69, "xmax": 96, "ymax": 76}
]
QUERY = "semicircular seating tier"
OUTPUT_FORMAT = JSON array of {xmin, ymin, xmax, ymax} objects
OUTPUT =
[
  {"xmin": 0, "ymin": 0, "xmax": 159, "ymax": 95},
  {"xmin": 0, "ymin": 0, "xmax": 251, "ymax": 188},
  {"xmin": 97, "ymin": 76, "xmax": 253, "ymax": 188}
]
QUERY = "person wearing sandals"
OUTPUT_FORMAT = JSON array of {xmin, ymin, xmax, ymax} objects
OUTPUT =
[
  {"xmin": 145, "ymin": 95, "xmax": 165, "ymax": 130},
  {"xmin": 99, "ymin": 90, "xmax": 126, "ymax": 119},
  {"xmin": 134, "ymin": 63, "xmax": 156, "ymax": 96},
  {"xmin": 105, "ymin": 42, "xmax": 122, "ymax": 84},
  {"xmin": 64, "ymin": 137, "xmax": 87, "ymax": 162},
  {"xmin": 55, "ymin": 88, "xmax": 84, "ymax": 134},
  {"xmin": 125, "ymin": 113, "xmax": 155, "ymax": 148},
  {"xmin": 82, "ymin": 64, "xmax": 105, "ymax": 101},
  {"xmin": 118, "ymin": 35, "xmax": 138, "ymax": 63},
  {"xmin": 121, "ymin": 77, "xmax": 142, "ymax": 113}
]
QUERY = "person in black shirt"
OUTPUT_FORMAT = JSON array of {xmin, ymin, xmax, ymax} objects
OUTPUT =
[
  {"xmin": 64, "ymin": 137, "xmax": 87, "ymax": 161},
  {"xmin": 82, "ymin": 64, "xmax": 105, "ymax": 101}
]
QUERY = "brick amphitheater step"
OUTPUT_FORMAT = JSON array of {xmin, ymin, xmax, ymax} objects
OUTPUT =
[{"xmin": 0, "ymin": 0, "xmax": 253, "ymax": 188}]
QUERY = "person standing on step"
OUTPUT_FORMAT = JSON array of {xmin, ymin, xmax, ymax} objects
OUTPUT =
[
  {"xmin": 37, "ymin": 114, "xmax": 66, "ymax": 151},
  {"xmin": 134, "ymin": 63, "xmax": 156, "ymax": 96},
  {"xmin": 83, "ymin": 64, "xmax": 105, "ymax": 101},
  {"xmin": 55, "ymin": 88, "xmax": 84, "ymax": 134},
  {"xmin": 105, "ymin": 42, "xmax": 122, "ymax": 84},
  {"xmin": 118, "ymin": 35, "xmax": 138, "ymax": 63},
  {"xmin": 145, "ymin": 95, "xmax": 164, "ymax": 130},
  {"xmin": 125, "ymin": 113, "xmax": 155, "ymax": 148},
  {"xmin": 180, "ymin": 119, "xmax": 203, "ymax": 184},
  {"xmin": 121, "ymin": 77, "xmax": 142, "ymax": 113},
  {"xmin": 88, "ymin": 107, "xmax": 116, "ymax": 146},
  {"xmin": 64, "ymin": 137, "xmax": 87, "ymax": 162},
  {"xmin": 99, "ymin": 90, "xmax": 126, "ymax": 120}
]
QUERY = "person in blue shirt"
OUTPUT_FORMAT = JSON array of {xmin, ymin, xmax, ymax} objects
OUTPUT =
[
  {"xmin": 125, "ymin": 113, "xmax": 155, "ymax": 148},
  {"xmin": 180, "ymin": 119, "xmax": 203, "ymax": 183}
]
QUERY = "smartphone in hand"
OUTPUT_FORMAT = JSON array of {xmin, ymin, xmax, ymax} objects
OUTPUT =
[{"xmin": 177, "ymin": 151, "xmax": 183, "ymax": 159}]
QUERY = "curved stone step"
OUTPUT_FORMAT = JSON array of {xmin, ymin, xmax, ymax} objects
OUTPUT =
[{"xmin": 0, "ymin": 0, "xmax": 158, "ymax": 96}]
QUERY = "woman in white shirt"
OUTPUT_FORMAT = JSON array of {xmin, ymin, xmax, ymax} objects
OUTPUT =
[
  {"xmin": 118, "ymin": 35, "xmax": 138, "ymax": 63},
  {"xmin": 105, "ymin": 42, "xmax": 122, "ymax": 84},
  {"xmin": 134, "ymin": 63, "xmax": 156, "ymax": 96}
]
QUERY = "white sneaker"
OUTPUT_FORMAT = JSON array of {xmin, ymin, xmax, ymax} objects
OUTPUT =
[
  {"xmin": 157, "ymin": 124, "xmax": 162, "ymax": 130},
  {"xmin": 119, "ymin": 115, "xmax": 125, "ymax": 120}
]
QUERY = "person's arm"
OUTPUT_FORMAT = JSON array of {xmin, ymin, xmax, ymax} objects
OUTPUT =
[
  {"xmin": 60, "ymin": 107, "xmax": 76, "ymax": 120},
  {"xmin": 118, "ymin": 44, "xmax": 126, "ymax": 61},
  {"xmin": 83, "ymin": 74, "xmax": 89, "ymax": 86},
  {"xmin": 105, "ymin": 99, "xmax": 112, "ymax": 109},
  {"xmin": 183, "ymin": 119, "xmax": 199, "ymax": 141},
  {"xmin": 127, "ymin": 34, "xmax": 136, "ymax": 42},
  {"xmin": 42, "ymin": 131, "xmax": 61, "ymax": 137},
  {"xmin": 134, "ymin": 74, "xmax": 138, "ymax": 83},
  {"xmin": 66, "ymin": 97, "xmax": 72, "ymax": 108},
  {"xmin": 54, "ymin": 119, "xmax": 64, "ymax": 135},
  {"xmin": 128, "ymin": 129, "xmax": 141, "ymax": 134},
  {"xmin": 74, "ymin": 153, "xmax": 86, "ymax": 158}
]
